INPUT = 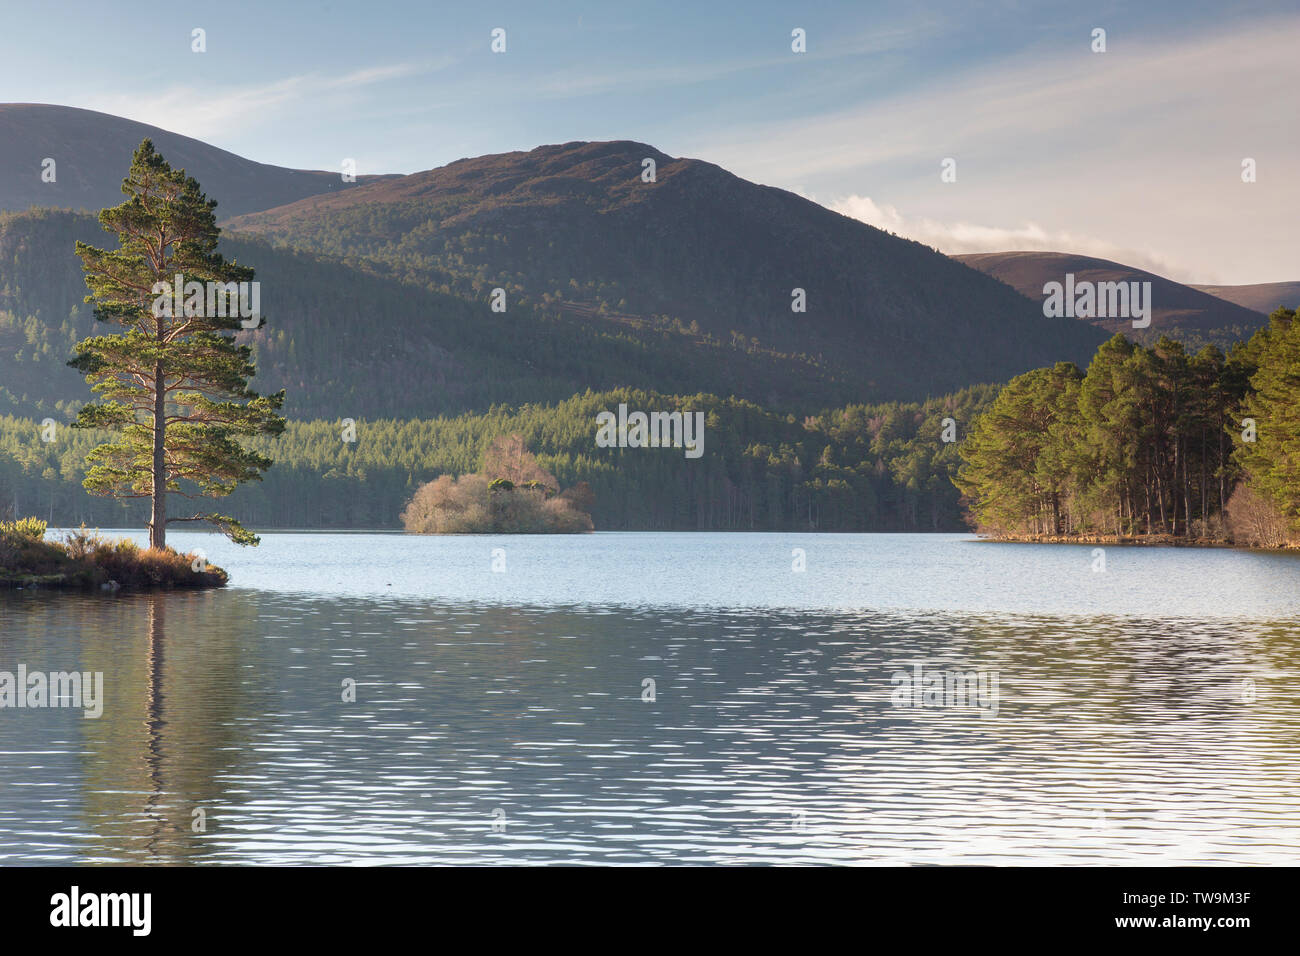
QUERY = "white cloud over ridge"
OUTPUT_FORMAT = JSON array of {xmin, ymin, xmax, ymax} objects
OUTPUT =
[{"xmin": 827, "ymin": 194, "xmax": 1190, "ymax": 280}]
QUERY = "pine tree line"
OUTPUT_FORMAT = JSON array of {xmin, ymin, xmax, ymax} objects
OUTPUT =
[
  {"xmin": 956, "ymin": 310, "xmax": 1299, "ymax": 544},
  {"xmin": 0, "ymin": 386, "xmax": 996, "ymax": 533}
]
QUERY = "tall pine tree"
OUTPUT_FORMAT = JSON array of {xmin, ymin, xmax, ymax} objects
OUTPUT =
[
  {"xmin": 70, "ymin": 140, "xmax": 284, "ymax": 548},
  {"xmin": 1236, "ymin": 308, "xmax": 1300, "ymax": 530},
  {"xmin": 954, "ymin": 362, "xmax": 1081, "ymax": 535}
]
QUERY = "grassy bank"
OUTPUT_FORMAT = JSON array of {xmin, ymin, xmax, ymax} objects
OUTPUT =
[
  {"xmin": 974, "ymin": 531, "xmax": 1296, "ymax": 550},
  {"xmin": 0, "ymin": 519, "xmax": 227, "ymax": 590}
]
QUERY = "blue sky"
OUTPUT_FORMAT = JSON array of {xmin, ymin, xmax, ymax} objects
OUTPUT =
[{"xmin": 3, "ymin": 0, "xmax": 1297, "ymax": 282}]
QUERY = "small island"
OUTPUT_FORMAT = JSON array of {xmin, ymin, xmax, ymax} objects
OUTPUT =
[
  {"xmin": 401, "ymin": 434, "xmax": 594, "ymax": 534},
  {"xmin": 0, "ymin": 518, "xmax": 227, "ymax": 590},
  {"xmin": 2, "ymin": 142, "xmax": 286, "ymax": 592}
]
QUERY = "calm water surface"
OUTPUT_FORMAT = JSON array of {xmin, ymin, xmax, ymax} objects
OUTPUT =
[{"xmin": 1, "ymin": 532, "xmax": 1297, "ymax": 865}]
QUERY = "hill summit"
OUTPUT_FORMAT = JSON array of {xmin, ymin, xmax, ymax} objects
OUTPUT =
[
  {"xmin": 0, "ymin": 103, "xmax": 387, "ymax": 218},
  {"xmin": 227, "ymin": 139, "xmax": 1107, "ymax": 401}
]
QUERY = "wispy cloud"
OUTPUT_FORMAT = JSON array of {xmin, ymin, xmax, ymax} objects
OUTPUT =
[
  {"xmin": 694, "ymin": 17, "xmax": 1299, "ymax": 184},
  {"xmin": 77, "ymin": 60, "xmax": 445, "ymax": 142},
  {"xmin": 525, "ymin": 18, "xmax": 944, "ymax": 100},
  {"xmin": 688, "ymin": 16, "xmax": 1300, "ymax": 283}
]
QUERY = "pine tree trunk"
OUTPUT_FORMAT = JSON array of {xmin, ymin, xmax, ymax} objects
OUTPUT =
[
  {"xmin": 1155, "ymin": 463, "xmax": 1168, "ymax": 533},
  {"xmin": 1200, "ymin": 426, "xmax": 1207, "ymax": 523},
  {"xmin": 150, "ymin": 362, "xmax": 166, "ymax": 550},
  {"xmin": 1218, "ymin": 413, "xmax": 1226, "ymax": 514}
]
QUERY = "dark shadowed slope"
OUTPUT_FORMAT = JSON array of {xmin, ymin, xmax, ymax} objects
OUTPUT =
[
  {"xmin": 0, "ymin": 209, "xmax": 861, "ymax": 419},
  {"xmin": 226, "ymin": 140, "xmax": 1107, "ymax": 400},
  {"xmin": 0, "ymin": 103, "xmax": 392, "ymax": 218}
]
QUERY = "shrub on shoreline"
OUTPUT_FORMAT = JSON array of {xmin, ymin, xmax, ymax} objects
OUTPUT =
[
  {"xmin": 1225, "ymin": 483, "xmax": 1294, "ymax": 549},
  {"xmin": 0, "ymin": 520, "xmax": 227, "ymax": 590}
]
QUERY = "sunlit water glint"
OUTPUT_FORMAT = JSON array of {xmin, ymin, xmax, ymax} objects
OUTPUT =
[{"xmin": 1, "ymin": 532, "xmax": 1297, "ymax": 864}]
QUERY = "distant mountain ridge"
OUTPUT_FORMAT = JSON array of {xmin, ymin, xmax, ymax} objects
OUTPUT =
[
  {"xmin": 0, "ymin": 103, "xmax": 392, "ymax": 218},
  {"xmin": 1190, "ymin": 281, "xmax": 1300, "ymax": 317},
  {"xmin": 956, "ymin": 251, "xmax": 1275, "ymax": 347}
]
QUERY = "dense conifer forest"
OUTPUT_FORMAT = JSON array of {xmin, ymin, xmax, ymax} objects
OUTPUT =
[
  {"xmin": 956, "ymin": 309, "xmax": 1300, "ymax": 546},
  {"xmin": 0, "ymin": 385, "xmax": 996, "ymax": 532}
]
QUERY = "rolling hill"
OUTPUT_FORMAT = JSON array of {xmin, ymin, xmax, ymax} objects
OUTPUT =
[
  {"xmin": 0, "ymin": 113, "xmax": 1108, "ymax": 421},
  {"xmin": 956, "ymin": 251, "xmax": 1268, "ymax": 347},
  {"xmin": 223, "ymin": 139, "xmax": 1106, "ymax": 399},
  {"xmin": 0, "ymin": 103, "xmax": 391, "ymax": 218},
  {"xmin": 1190, "ymin": 281, "xmax": 1300, "ymax": 317}
]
